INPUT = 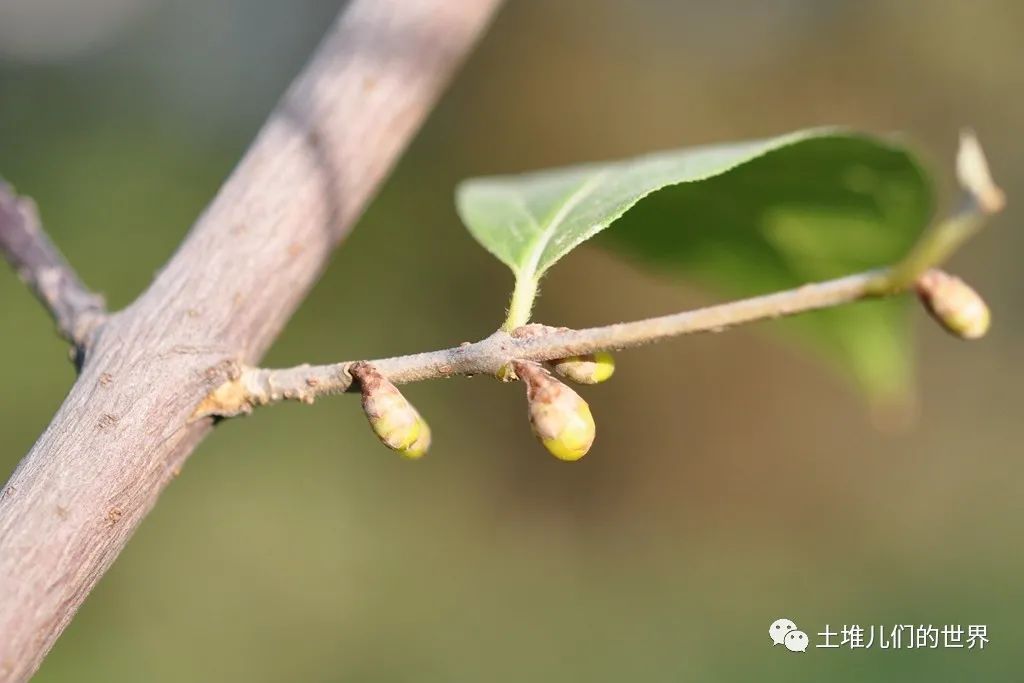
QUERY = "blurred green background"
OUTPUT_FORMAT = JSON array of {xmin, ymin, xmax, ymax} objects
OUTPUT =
[{"xmin": 1, "ymin": 0, "xmax": 1022, "ymax": 680}]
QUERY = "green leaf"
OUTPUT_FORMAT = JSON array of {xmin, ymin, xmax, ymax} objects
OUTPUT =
[{"xmin": 455, "ymin": 128, "xmax": 932, "ymax": 400}]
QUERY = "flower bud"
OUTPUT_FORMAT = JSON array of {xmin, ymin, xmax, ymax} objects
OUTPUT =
[
  {"xmin": 351, "ymin": 362, "xmax": 431, "ymax": 458},
  {"xmin": 916, "ymin": 269, "xmax": 990, "ymax": 340},
  {"xmin": 551, "ymin": 352, "xmax": 615, "ymax": 384},
  {"xmin": 510, "ymin": 324, "xmax": 615, "ymax": 385},
  {"xmin": 513, "ymin": 360, "xmax": 595, "ymax": 461}
]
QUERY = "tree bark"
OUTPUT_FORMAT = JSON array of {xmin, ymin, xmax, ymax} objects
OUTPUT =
[{"xmin": 0, "ymin": 0, "xmax": 501, "ymax": 679}]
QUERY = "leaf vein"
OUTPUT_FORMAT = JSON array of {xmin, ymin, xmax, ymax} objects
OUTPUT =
[{"xmin": 517, "ymin": 171, "xmax": 609, "ymax": 280}]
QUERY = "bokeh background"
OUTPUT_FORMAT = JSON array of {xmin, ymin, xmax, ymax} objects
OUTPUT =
[{"xmin": 1, "ymin": 0, "xmax": 1022, "ymax": 680}]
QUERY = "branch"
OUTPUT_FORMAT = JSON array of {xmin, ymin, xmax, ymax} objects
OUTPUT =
[
  {"xmin": 195, "ymin": 271, "xmax": 879, "ymax": 416},
  {"xmin": 882, "ymin": 129, "xmax": 1005, "ymax": 291},
  {"xmin": 0, "ymin": 182, "xmax": 106, "ymax": 351},
  {"xmin": 0, "ymin": 1, "xmax": 502, "ymax": 680},
  {"xmin": 197, "ymin": 131, "xmax": 1004, "ymax": 419}
]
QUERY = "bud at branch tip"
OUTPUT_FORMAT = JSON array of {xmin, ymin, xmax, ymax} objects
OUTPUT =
[
  {"xmin": 916, "ymin": 269, "xmax": 990, "ymax": 340},
  {"xmin": 957, "ymin": 129, "xmax": 1005, "ymax": 214}
]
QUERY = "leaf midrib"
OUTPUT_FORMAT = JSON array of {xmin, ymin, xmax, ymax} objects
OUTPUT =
[{"xmin": 515, "ymin": 171, "xmax": 609, "ymax": 283}]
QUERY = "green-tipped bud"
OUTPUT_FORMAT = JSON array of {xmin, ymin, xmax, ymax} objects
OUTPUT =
[
  {"xmin": 551, "ymin": 352, "xmax": 615, "ymax": 384},
  {"xmin": 514, "ymin": 360, "xmax": 595, "ymax": 461},
  {"xmin": 510, "ymin": 324, "xmax": 615, "ymax": 385},
  {"xmin": 351, "ymin": 362, "xmax": 431, "ymax": 458},
  {"xmin": 916, "ymin": 269, "xmax": 990, "ymax": 340}
]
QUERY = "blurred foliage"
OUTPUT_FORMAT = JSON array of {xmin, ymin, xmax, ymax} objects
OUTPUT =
[{"xmin": 0, "ymin": 1, "xmax": 1022, "ymax": 681}]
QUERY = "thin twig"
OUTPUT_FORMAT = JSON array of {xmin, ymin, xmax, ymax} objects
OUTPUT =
[
  {"xmin": 0, "ymin": 182, "xmax": 106, "ymax": 350},
  {"xmin": 193, "ymin": 269, "xmax": 882, "ymax": 417},
  {"xmin": 195, "ymin": 130, "xmax": 1004, "ymax": 419}
]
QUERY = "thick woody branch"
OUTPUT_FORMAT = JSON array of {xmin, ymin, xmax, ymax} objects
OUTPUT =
[
  {"xmin": 0, "ymin": 1, "xmax": 501, "ymax": 680},
  {"xmin": 198, "ymin": 131, "xmax": 1004, "ymax": 419},
  {"xmin": 0, "ymin": 182, "xmax": 106, "ymax": 350}
]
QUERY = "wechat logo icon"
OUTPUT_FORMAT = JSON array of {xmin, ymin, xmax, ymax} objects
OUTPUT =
[{"xmin": 770, "ymin": 618, "xmax": 808, "ymax": 653}]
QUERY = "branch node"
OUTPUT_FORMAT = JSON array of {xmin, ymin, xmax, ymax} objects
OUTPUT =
[
  {"xmin": 192, "ymin": 375, "xmax": 253, "ymax": 421},
  {"xmin": 195, "ymin": 133, "xmax": 1003, "ymax": 423}
]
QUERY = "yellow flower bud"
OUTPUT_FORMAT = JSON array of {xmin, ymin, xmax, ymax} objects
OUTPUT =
[
  {"xmin": 510, "ymin": 324, "xmax": 615, "ymax": 384},
  {"xmin": 514, "ymin": 361, "xmax": 595, "ymax": 461},
  {"xmin": 916, "ymin": 269, "xmax": 991, "ymax": 340},
  {"xmin": 351, "ymin": 363, "xmax": 431, "ymax": 459},
  {"xmin": 551, "ymin": 352, "xmax": 615, "ymax": 384},
  {"xmin": 401, "ymin": 418, "xmax": 432, "ymax": 459}
]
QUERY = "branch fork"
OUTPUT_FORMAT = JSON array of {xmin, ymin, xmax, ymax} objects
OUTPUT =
[
  {"xmin": 0, "ymin": 1, "xmax": 505, "ymax": 678},
  {"xmin": 2, "ymin": 131, "xmax": 1005, "ymax": 439},
  {"xmin": 0, "ymin": 88, "xmax": 1006, "ymax": 683}
]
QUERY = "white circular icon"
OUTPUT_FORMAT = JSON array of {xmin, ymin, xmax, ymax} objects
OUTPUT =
[
  {"xmin": 785, "ymin": 630, "xmax": 809, "ymax": 652},
  {"xmin": 769, "ymin": 618, "xmax": 798, "ymax": 646}
]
